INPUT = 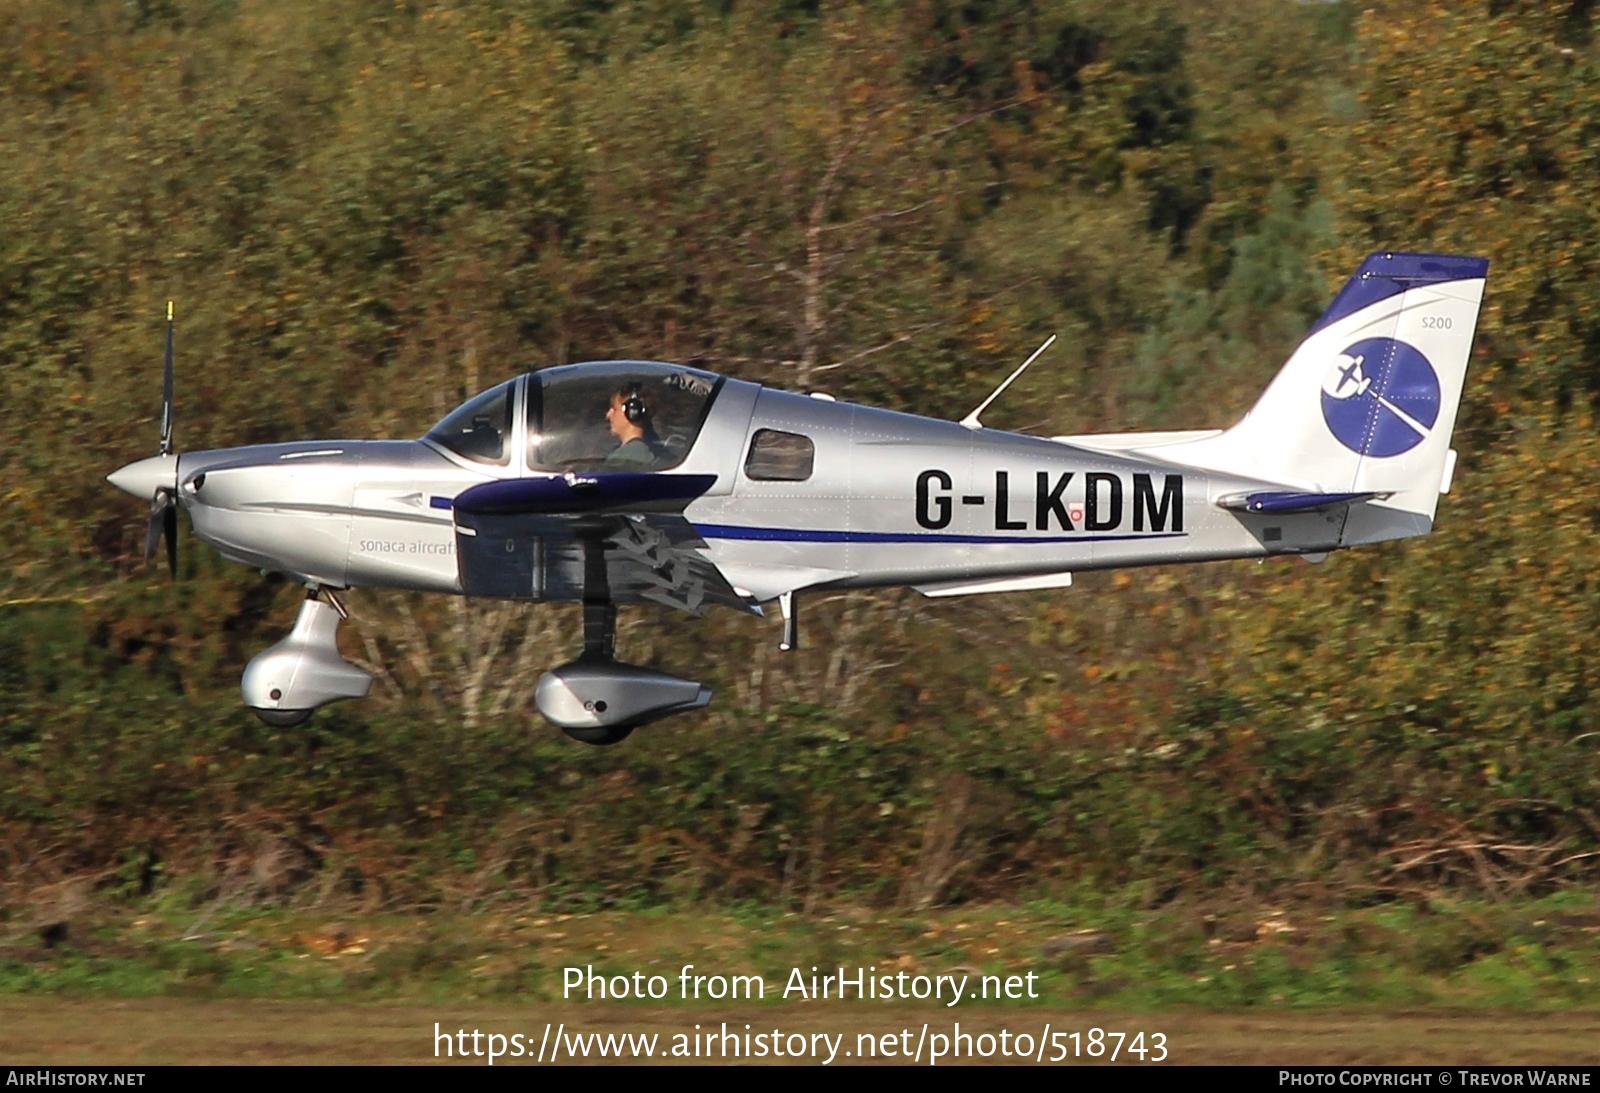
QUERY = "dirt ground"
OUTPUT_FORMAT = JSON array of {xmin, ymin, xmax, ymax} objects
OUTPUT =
[{"xmin": 3, "ymin": 1000, "xmax": 1599, "ymax": 1065}]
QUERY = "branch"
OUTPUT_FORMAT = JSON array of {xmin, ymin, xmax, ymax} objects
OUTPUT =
[
  {"xmin": 917, "ymin": 96, "xmax": 1030, "ymax": 143},
  {"xmin": 818, "ymin": 198, "xmax": 939, "ymax": 235}
]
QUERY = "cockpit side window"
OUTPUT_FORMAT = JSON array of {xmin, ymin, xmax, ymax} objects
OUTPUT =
[
  {"xmin": 425, "ymin": 380, "xmax": 514, "ymax": 465},
  {"xmin": 744, "ymin": 429, "xmax": 814, "ymax": 481}
]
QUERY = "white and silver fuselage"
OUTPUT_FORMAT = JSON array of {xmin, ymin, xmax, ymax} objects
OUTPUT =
[{"xmin": 109, "ymin": 369, "xmax": 1345, "ymax": 604}]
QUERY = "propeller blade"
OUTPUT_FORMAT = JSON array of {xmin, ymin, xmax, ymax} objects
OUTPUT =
[
  {"xmin": 143, "ymin": 497, "xmax": 165, "ymax": 563},
  {"xmin": 143, "ymin": 489, "xmax": 177, "ymax": 576},
  {"xmin": 159, "ymin": 300, "xmax": 175, "ymax": 456},
  {"xmin": 164, "ymin": 499, "xmax": 178, "ymax": 577}
]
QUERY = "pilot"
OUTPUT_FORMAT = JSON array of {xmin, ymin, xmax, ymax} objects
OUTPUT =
[{"xmin": 603, "ymin": 384, "xmax": 668, "ymax": 469}]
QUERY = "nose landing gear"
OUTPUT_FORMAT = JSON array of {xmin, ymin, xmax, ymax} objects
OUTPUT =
[{"xmin": 242, "ymin": 588, "xmax": 373, "ymax": 726}]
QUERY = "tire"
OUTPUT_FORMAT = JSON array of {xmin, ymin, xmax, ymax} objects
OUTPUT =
[{"xmin": 560, "ymin": 725, "xmax": 635, "ymax": 746}]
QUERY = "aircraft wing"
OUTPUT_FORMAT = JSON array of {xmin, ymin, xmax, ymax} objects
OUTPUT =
[{"xmin": 447, "ymin": 473, "xmax": 759, "ymax": 616}]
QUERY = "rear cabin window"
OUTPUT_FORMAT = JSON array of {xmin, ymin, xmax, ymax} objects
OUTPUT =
[{"xmin": 745, "ymin": 429, "xmax": 814, "ymax": 481}]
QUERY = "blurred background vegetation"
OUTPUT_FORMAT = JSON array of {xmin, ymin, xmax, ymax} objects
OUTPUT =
[{"xmin": 1, "ymin": 0, "xmax": 1598, "ymax": 925}]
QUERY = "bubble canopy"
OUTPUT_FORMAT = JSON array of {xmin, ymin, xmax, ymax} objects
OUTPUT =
[{"xmin": 424, "ymin": 362, "xmax": 724, "ymax": 472}]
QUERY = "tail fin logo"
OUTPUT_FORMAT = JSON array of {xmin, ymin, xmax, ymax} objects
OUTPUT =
[{"xmin": 1319, "ymin": 337, "xmax": 1440, "ymax": 457}]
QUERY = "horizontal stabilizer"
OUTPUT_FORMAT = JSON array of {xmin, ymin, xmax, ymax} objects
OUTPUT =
[{"xmin": 1217, "ymin": 490, "xmax": 1390, "ymax": 515}]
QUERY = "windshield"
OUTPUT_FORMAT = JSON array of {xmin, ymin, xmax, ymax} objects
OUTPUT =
[
  {"xmin": 527, "ymin": 362, "xmax": 721, "ymax": 472},
  {"xmin": 424, "ymin": 379, "xmax": 515, "ymax": 465}
]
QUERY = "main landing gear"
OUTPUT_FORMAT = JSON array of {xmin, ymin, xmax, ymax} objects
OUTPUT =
[{"xmin": 534, "ymin": 534, "xmax": 711, "ymax": 746}]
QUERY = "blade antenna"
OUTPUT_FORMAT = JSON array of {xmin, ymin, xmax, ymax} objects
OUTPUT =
[
  {"xmin": 960, "ymin": 333, "xmax": 1056, "ymax": 431},
  {"xmin": 159, "ymin": 300, "xmax": 175, "ymax": 455}
]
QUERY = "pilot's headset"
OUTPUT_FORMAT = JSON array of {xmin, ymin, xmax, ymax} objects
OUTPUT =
[{"xmin": 620, "ymin": 384, "xmax": 650, "ymax": 425}]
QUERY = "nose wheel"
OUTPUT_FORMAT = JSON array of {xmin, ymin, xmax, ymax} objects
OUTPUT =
[
  {"xmin": 255, "ymin": 706, "xmax": 314, "ymax": 728},
  {"xmin": 561, "ymin": 724, "xmax": 635, "ymax": 746}
]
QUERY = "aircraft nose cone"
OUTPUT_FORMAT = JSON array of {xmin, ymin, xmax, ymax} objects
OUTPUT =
[{"xmin": 108, "ymin": 453, "xmax": 178, "ymax": 499}]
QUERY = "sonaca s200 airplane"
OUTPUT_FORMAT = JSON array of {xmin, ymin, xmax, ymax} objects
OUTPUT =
[{"xmin": 109, "ymin": 251, "xmax": 1487, "ymax": 744}]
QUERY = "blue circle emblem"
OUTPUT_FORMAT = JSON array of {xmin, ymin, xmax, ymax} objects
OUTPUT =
[{"xmin": 1319, "ymin": 337, "xmax": 1440, "ymax": 457}]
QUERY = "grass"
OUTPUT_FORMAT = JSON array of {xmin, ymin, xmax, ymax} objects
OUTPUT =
[{"xmin": 1, "ymin": 889, "xmax": 1597, "ymax": 1010}]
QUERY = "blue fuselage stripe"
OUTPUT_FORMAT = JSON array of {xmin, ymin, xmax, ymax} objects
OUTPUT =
[
  {"xmin": 692, "ymin": 523, "xmax": 1185, "ymax": 545},
  {"xmin": 423, "ymin": 503, "xmax": 1185, "ymax": 545}
]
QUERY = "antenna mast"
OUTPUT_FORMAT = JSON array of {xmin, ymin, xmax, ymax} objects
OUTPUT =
[{"xmin": 960, "ymin": 334, "xmax": 1056, "ymax": 430}]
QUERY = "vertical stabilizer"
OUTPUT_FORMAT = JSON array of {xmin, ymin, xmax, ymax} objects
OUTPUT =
[{"xmin": 1163, "ymin": 252, "xmax": 1488, "ymax": 541}]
